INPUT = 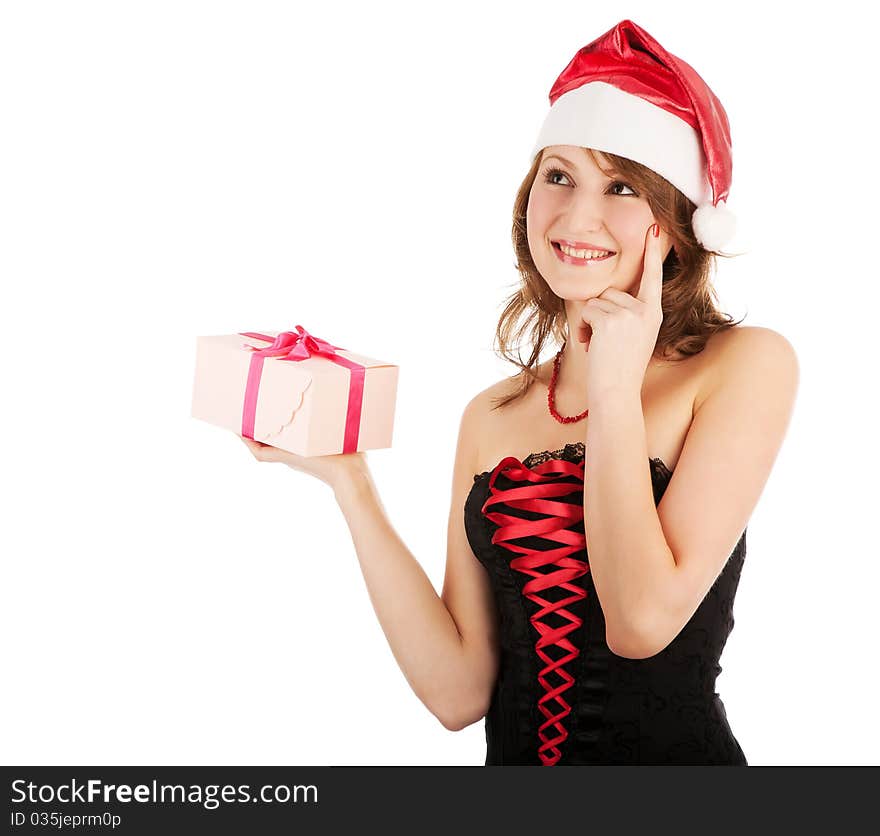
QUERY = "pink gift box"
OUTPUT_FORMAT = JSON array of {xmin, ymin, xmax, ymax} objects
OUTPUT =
[{"xmin": 191, "ymin": 325, "xmax": 399, "ymax": 456}]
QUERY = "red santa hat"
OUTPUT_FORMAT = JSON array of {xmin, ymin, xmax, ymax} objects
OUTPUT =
[{"xmin": 530, "ymin": 19, "xmax": 736, "ymax": 252}]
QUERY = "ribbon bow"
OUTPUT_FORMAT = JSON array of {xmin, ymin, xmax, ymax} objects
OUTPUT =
[{"xmin": 241, "ymin": 325, "xmax": 345, "ymax": 362}]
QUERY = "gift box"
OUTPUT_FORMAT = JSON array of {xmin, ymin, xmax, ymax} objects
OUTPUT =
[{"xmin": 191, "ymin": 325, "xmax": 399, "ymax": 456}]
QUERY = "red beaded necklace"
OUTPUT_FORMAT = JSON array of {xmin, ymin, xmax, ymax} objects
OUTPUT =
[{"xmin": 547, "ymin": 339, "xmax": 589, "ymax": 424}]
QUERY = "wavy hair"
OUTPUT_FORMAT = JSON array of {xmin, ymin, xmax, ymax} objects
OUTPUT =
[{"xmin": 491, "ymin": 147, "xmax": 745, "ymax": 411}]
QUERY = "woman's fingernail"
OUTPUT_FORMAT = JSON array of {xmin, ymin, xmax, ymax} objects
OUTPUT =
[{"xmin": 652, "ymin": 223, "xmax": 660, "ymax": 238}]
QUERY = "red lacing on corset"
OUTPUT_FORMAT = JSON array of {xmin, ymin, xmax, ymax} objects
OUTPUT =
[{"xmin": 482, "ymin": 455, "xmax": 588, "ymax": 766}]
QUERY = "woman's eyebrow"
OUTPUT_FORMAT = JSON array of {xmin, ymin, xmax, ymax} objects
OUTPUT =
[{"xmin": 542, "ymin": 153, "xmax": 619, "ymax": 177}]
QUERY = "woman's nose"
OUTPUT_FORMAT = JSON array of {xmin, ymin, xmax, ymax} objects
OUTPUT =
[{"xmin": 563, "ymin": 189, "xmax": 607, "ymax": 228}]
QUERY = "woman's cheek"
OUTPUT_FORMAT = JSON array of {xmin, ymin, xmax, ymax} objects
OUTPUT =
[{"xmin": 526, "ymin": 189, "xmax": 553, "ymax": 227}]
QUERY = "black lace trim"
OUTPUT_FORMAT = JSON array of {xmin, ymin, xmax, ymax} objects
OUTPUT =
[{"xmin": 474, "ymin": 441, "xmax": 672, "ymax": 482}]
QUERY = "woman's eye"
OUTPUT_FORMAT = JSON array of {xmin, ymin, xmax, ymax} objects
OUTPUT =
[
  {"xmin": 543, "ymin": 167, "xmax": 569, "ymax": 186},
  {"xmin": 608, "ymin": 181, "xmax": 637, "ymax": 196}
]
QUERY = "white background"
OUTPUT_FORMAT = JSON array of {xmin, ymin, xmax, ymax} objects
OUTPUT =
[{"xmin": 2, "ymin": 0, "xmax": 876, "ymax": 766}]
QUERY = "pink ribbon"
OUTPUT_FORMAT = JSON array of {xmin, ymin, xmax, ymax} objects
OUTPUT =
[{"xmin": 238, "ymin": 325, "xmax": 366, "ymax": 454}]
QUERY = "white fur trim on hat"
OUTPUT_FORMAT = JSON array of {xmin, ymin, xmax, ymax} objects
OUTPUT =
[{"xmin": 530, "ymin": 81, "xmax": 713, "ymax": 207}]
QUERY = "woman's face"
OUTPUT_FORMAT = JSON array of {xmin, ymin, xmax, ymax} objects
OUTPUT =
[{"xmin": 526, "ymin": 145, "xmax": 671, "ymax": 300}]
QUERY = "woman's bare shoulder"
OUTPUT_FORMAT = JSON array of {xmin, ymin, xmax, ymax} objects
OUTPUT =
[
  {"xmin": 693, "ymin": 325, "xmax": 792, "ymax": 411},
  {"xmin": 471, "ymin": 365, "xmax": 547, "ymax": 417}
]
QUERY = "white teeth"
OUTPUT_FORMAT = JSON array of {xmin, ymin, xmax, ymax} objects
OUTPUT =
[{"xmin": 558, "ymin": 244, "xmax": 612, "ymax": 259}]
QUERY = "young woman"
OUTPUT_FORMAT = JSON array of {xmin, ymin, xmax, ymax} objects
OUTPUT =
[{"xmin": 242, "ymin": 20, "xmax": 798, "ymax": 765}]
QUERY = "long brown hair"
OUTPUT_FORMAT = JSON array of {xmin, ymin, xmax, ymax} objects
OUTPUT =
[{"xmin": 491, "ymin": 147, "xmax": 745, "ymax": 411}]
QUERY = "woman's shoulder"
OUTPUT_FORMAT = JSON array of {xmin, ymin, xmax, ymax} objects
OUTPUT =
[
  {"xmin": 476, "ymin": 364, "xmax": 549, "ymax": 413},
  {"xmin": 708, "ymin": 323, "xmax": 792, "ymax": 350},
  {"xmin": 694, "ymin": 325, "xmax": 798, "ymax": 411},
  {"xmin": 702, "ymin": 325, "xmax": 796, "ymax": 372}
]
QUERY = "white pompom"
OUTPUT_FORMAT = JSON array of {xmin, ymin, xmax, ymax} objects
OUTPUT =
[{"xmin": 692, "ymin": 199, "xmax": 737, "ymax": 251}]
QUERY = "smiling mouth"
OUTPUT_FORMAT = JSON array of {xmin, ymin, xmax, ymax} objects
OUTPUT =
[{"xmin": 551, "ymin": 242, "xmax": 616, "ymax": 263}]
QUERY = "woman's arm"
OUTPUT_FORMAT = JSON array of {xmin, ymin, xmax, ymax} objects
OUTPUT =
[
  {"xmin": 332, "ymin": 395, "xmax": 499, "ymax": 731},
  {"xmin": 583, "ymin": 327, "xmax": 798, "ymax": 658}
]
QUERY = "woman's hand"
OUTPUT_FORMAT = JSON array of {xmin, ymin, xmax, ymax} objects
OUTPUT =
[
  {"xmin": 240, "ymin": 436, "xmax": 367, "ymax": 492},
  {"xmin": 576, "ymin": 223, "xmax": 666, "ymax": 406}
]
